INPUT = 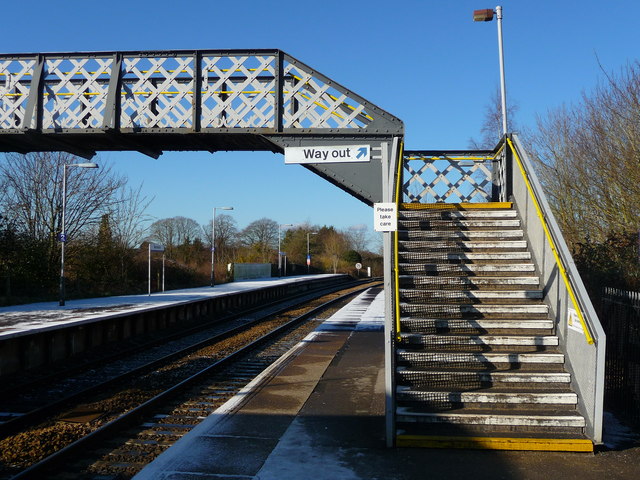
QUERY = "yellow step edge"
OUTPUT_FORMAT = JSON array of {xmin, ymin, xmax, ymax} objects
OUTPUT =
[
  {"xmin": 396, "ymin": 435, "xmax": 594, "ymax": 452},
  {"xmin": 401, "ymin": 202, "xmax": 513, "ymax": 210}
]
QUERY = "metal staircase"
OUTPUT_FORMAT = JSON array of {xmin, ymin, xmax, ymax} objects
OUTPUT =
[{"xmin": 393, "ymin": 203, "xmax": 593, "ymax": 451}]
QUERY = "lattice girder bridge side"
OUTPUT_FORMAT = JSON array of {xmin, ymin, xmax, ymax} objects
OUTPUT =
[{"xmin": 0, "ymin": 49, "xmax": 402, "ymax": 155}]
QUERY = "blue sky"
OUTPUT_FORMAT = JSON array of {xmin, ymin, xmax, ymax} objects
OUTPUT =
[{"xmin": 3, "ymin": 1, "xmax": 640, "ymax": 244}]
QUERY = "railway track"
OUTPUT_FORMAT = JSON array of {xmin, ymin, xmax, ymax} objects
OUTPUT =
[
  {"xmin": 0, "ymin": 277, "xmax": 362, "ymax": 436},
  {"xmin": 0, "ymin": 282, "xmax": 381, "ymax": 479}
]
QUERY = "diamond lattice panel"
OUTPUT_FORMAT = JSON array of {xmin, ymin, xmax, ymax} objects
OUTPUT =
[
  {"xmin": 42, "ymin": 57, "xmax": 112, "ymax": 130},
  {"xmin": 282, "ymin": 60, "xmax": 371, "ymax": 129},
  {"xmin": 0, "ymin": 59, "xmax": 36, "ymax": 129},
  {"xmin": 403, "ymin": 157, "xmax": 493, "ymax": 203},
  {"xmin": 200, "ymin": 55, "xmax": 276, "ymax": 129},
  {"xmin": 120, "ymin": 56, "xmax": 194, "ymax": 129}
]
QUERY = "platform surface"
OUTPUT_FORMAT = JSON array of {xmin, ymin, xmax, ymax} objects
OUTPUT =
[
  {"xmin": 134, "ymin": 288, "xmax": 640, "ymax": 480},
  {"xmin": 0, "ymin": 274, "xmax": 343, "ymax": 339}
]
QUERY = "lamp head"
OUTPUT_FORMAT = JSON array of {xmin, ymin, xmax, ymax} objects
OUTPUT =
[{"xmin": 473, "ymin": 8, "xmax": 494, "ymax": 21}]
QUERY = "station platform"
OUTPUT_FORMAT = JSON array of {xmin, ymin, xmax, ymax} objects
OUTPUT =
[
  {"xmin": 0, "ymin": 274, "xmax": 352, "ymax": 378},
  {"xmin": 133, "ymin": 288, "xmax": 640, "ymax": 480},
  {"xmin": 0, "ymin": 274, "xmax": 346, "ymax": 339}
]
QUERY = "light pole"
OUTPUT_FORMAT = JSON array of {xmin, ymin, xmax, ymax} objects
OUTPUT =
[
  {"xmin": 307, "ymin": 231, "xmax": 318, "ymax": 274},
  {"xmin": 474, "ymin": 5, "xmax": 508, "ymax": 136},
  {"xmin": 211, "ymin": 206, "xmax": 233, "ymax": 287},
  {"xmin": 278, "ymin": 223, "xmax": 293, "ymax": 277},
  {"xmin": 59, "ymin": 162, "xmax": 99, "ymax": 306}
]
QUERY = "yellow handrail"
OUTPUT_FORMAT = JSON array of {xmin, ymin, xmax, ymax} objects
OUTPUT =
[
  {"xmin": 506, "ymin": 137, "xmax": 594, "ymax": 345},
  {"xmin": 394, "ymin": 141, "xmax": 405, "ymax": 339}
]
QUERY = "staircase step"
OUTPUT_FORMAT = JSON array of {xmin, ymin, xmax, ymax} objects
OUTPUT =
[
  {"xmin": 396, "ymin": 349, "xmax": 564, "ymax": 367},
  {"xmin": 396, "ymin": 350, "xmax": 565, "ymax": 368},
  {"xmin": 398, "ymin": 221, "xmax": 522, "ymax": 232},
  {"xmin": 398, "ymin": 229, "xmax": 524, "ymax": 240},
  {"xmin": 399, "ymin": 210, "xmax": 517, "ymax": 219},
  {"xmin": 399, "ymin": 318, "xmax": 553, "ymax": 334},
  {"xmin": 398, "ymin": 263, "xmax": 536, "ymax": 275},
  {"xmin": 395, "ymin": 408, "xmax": 586, "ymax": 428},
  {"xmin": 400, "ymin": 289, "xmax": 543, "ymax": 301},
  {"xmin": 399, "ymin": 252, "xmax": 531, "ymax": 263},
  {"xmin": 399, "ymin": 275, "xmax": 540, "ymax": 289},
  {"xmin": 396, "ymin": 387, "xmax": 578, "ymax": 405},
  {"xmin": 397, "ymin": 368, "xmax": 569, "ymax": 384},
  {"xmin": 399, "ymin": 333, "xmax": 558, "ymax": 347},
  {"xmin": 399, "ymin": 240, "xmax": 528, "ymax": 251},
  {"xmin": 400, "ymin": 303, "xmax": 549, "ymax": 318}
]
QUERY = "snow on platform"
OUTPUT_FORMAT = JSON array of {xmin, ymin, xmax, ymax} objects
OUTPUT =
[{"xmin": 0, "ymin": 274, "xmax": 344, "ymax": 339}]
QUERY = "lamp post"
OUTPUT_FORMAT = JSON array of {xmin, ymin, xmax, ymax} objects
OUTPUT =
[
  {"xmin": 59, "ymin": 162, "xmax": 99, "ymax": 306},
  {"xmin": 307, "ymin": 231, "xmax": 318, "ymax": 274},
  {"xmin": 278, "ymin": 223, "xmax": 293, "ymax": 277},
  {"xmin": 474, "ymin": 5, "xmax": 508, "ymax": 136},
  {"xmin": 211, "ymin": 206, "xmax": 233, "ymax": 287}
]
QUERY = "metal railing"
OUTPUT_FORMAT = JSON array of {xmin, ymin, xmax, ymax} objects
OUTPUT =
[{"xmin": 598, "ymin": 287, "xmax": 640, "ymax": 428}]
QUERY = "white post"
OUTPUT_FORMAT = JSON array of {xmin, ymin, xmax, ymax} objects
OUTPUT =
[
  {"xmin": 59, "ymin": 164, "xmax": 68, "ymax": 306},
  {"xmin": 162, "ymin": 253, "xmax": 165, "ymax": 292},
  {"xmin": 148, "ymin": 243, "xmax": 151, "ymax": 296},
  {"xmin": 211, "ymin": 207, "xmax": 216, "ymax": 287},
  {"xmin": 496, "ymin": 5, "xmax": 508, "ymax": 135}
]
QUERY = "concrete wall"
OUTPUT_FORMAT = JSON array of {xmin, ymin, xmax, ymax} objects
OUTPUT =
[{"xmin": 508, "ymin": 135, "xmax": 605, "ymax": 443}]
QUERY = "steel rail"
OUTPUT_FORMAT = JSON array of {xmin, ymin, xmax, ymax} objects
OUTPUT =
[{"xmin": 0, "ymin": 278, "xmax": 364, "ymax": 437}]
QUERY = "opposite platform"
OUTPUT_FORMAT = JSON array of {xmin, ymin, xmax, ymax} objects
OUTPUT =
[
  {"xmin": 0, "ymin": 274, "xmax": 350, "ymax": 378},
  {"xmin": 0, "ymin": 274, "xmax": 347, "ymax": 339}
]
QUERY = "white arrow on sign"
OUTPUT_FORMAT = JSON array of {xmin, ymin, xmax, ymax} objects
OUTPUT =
[{"xmin": 285, "ymin": 145, "xmax": 370, "ymax": 164}]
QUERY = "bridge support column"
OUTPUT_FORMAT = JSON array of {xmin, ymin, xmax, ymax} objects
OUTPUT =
[{"xmin": 382, "ymin": 137, "xmax": 400, "ymax": 447}]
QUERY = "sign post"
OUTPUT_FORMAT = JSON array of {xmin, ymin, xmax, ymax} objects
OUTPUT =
[
  {"xmin": 355, "ymin": 262, "xmax": 362, "ymax": 277},
  {"xmin": 148, "ymin": 243, "xmax": 165, "ymax": 295}
]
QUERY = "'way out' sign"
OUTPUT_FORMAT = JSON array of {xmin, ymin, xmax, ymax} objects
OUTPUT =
[{"xmin": 285, "ymin": 145, "xmax": 370, "ymax": 164}]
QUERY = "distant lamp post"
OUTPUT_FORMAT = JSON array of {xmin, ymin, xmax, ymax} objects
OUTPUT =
[
  {"xmin": 278, "ymin": 223, "xmax": 293, "ymax": 277},
  {"xmin": 211, "ymin": 206, "xmax": 233, "ymax": 287},
  {"xmin": 307, "ymin": 232, "xmax": 318, "ymax": 274},
  {"xmin": 59, "ymin": 162, "xmax": 99, "ymax": 306},
  {"xmin": 473, "ymin": 5, "xmax": 508, "ymax": 136}
]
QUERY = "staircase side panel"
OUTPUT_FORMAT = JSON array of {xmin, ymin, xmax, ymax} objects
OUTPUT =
[{"xmin": 507, "ymin": 135, "xmax": 605, "ymax": 444}]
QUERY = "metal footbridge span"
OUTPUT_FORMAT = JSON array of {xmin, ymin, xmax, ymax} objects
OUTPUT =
[{"xmin": 0, "ymin": 49, "xmax": 403, "ymax": 204}]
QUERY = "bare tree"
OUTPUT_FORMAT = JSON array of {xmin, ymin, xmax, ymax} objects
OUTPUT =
[
  {"xmin": 469, "ymin": 86, "xmax": 518, "ymax": 149},
  {"xmin": 109, "ymin": 184, "xmax": 154, "ymax": 249},
  {"xmin": 239, "ymin": 217, "xmax": 278, "ymax": 263},
  {"xmin": 202, "ymin": 213, "xmax": 238, "ymax": 264},
  {"xmin": 530, "ymin": 61, "xmax": 640, "ymax": 247},
  {"xmin": 148, "ymin": 216, "xmax": 201, "ymax": 255},
  {"xmin": 0, "ymin": 152, "xmax": 126, "ymax": 243},
  {"xmin": 346, "ymin": 224, "xmax": 369, "ymax": 253}
]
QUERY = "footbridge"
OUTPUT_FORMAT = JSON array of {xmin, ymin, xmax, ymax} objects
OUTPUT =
[
  {"xmin": 0, "ymin": 49, "xmax": 403, "ymax": 204},
  {"xmin": 0, "ymin": 49, "xmax": 605, "ymax": 451}
]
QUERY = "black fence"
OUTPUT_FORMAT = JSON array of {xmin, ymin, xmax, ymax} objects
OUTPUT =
[{"xmin": 598, "ymin": 287, "xmax": 640, "ymax": 428}]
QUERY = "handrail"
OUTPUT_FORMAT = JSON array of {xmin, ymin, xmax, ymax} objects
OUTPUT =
[
  {"xmin": 394, "ymin": 141, "xmax": 405, "ymax": 339},
  {"xmin": 506, "ymin": 137, "xmax": 594, "ymax": 345}
]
